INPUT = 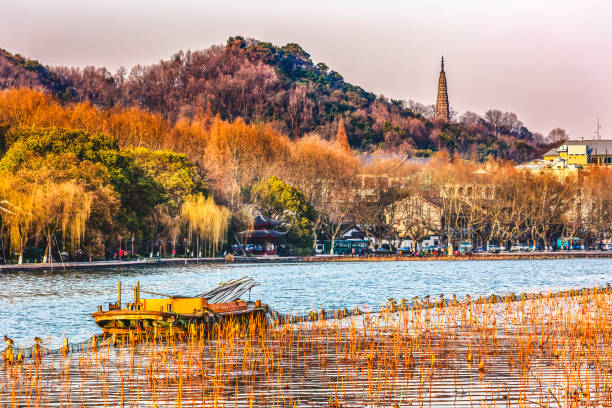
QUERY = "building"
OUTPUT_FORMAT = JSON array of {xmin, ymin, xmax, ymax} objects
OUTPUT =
[
  {"xmin": 435, "ymin": 56, "xmax": 450, "ymax": 122},
  {"xmin": 515, "ymin": 158, "xmax": 580, "ymax": 176},
  {"xmin": 237, "ymin": 214, "xmax": 287, "ymax": 255},
  {"xmin": 542, "ymin": 139, "xmax": 612, "ymax": 167}
]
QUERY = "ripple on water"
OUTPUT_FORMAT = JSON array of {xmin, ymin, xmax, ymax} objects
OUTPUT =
[{"xmin": 0, "ymin": 258, "xmax": 611, "ymax": 346}]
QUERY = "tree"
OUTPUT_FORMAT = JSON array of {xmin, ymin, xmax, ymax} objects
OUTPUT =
[
  {"xmin": 0, "ymin": 171, "xmax": 93, "ymax": 263},
  {"xmin": 394, "ymin": 185, "xmax": 440, "ymax": 250},
  {"xmin": 203, "ymin": 118, "xmax": 292, "ymax": 208},
  {"xmin": 532, "ymin": 132, "xmax": 545, "ymax": 145},
  {"xmin": 1, "ymin": 38, "xmax": 547, "ymax": 163},
  {"xmin": 522, "ymin": 173, "xmax": 572, "ymax": 248},
  {"xmin": 287, "ymin": 135, "xmax": 359, "ymax": 250},
  {"xmin": 181, "ymin": 194, "xmax": 230, "ymax": 256},
  {"xmin": 0, "ymin": 127, "xmax": 177, "ymax": 250},
  {"xmin": 459, "ymin": 111, "xmax": 480, "ymax": 127},
  {"xmin": 252, "ymin": 176, "xmax": 315, "ymax": 251},
  {"xmin": 335, "ymin": 116, "xmax": 350, "ymax": 151},
  {"xmin": 322, "ymin": 182, "xmax": 357, "ymax": 254},
  {"xmin": 484, "ymin": 109, "xmax": 504, "ymax": 139},
  {"xmin": 125, "ymin": 147, "xmax": 206, "ymax": 212},
  {"xmin": 547, "ymin": 128, "xmax": 569, "ymax": 144},
  {"xmin": 583, "ymin": 168, "xmax": 612, "ymax": 245},
  {"xmin": 500, "ymin": 112, "xmax": 523, "ymax": 136}
]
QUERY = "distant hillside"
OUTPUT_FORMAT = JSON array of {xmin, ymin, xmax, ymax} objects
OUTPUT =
[
  {"xmin": 0, "ymin": 37, "xmax": 551, "ymax": 162},
  {"xmin": 0, "ymin": 48, "xmax": 72, "ymax": 98}
]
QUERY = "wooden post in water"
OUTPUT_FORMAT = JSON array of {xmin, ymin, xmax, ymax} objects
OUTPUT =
[{"xmin": 118, "ymin": 281, "xmax": 121, "ymax": 309}]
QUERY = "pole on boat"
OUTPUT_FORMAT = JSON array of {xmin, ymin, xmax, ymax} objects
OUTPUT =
[
  {"xmin": 134, "ymin": 281, "xmax": 140, "ymax": 306},
  {"xmin": 118, "ymin": 281, "xmax": 121, "ymax": 309}
]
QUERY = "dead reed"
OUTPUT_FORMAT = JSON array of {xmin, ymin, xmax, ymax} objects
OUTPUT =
[{"xmin": 2, "ymin": 286, "xmax": 612, "ymax": 407}]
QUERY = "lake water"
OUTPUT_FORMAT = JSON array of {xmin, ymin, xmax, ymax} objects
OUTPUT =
[{"xmin": 1, "ymin": 258, "xmax": 611, "ymax": 347}]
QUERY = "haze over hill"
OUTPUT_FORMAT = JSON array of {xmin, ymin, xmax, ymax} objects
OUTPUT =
[{"xmin": 1, "ymin": 37, "xmax": 554, "ymax": 162}]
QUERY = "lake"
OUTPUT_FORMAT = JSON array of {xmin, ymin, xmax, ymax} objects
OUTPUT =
[{"xmin": 1, "ymin": 258, "xmax": 611, "ymax": 347}]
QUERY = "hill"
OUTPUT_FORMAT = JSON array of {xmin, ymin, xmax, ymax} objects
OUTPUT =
[{"xmin": 0, "ymin": 37, "xmax": 550, "ymax": 162}]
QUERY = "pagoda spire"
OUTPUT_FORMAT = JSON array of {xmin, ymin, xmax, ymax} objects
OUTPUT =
[{"xmin": 435, "ymin": 56, "xmax": 450, "ymax": 122}]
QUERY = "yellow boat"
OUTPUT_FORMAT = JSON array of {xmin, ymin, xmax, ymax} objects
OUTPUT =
[{"xmin": 92, "ymin": 278, "xmax": 267, "ymax": 335}]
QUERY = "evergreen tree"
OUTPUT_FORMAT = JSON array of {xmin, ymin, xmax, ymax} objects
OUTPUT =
[{"xmin": 335, "ymin": 117, "xmax": 350, "ymax": 151}]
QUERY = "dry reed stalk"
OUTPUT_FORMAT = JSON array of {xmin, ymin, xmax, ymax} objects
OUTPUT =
[{"xmin": 3, "ymin": 287, "xmax": 612, "ymax": 407}]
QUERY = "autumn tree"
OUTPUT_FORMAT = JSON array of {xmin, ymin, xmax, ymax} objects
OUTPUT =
[
  {"xmin": 203, "ymin": 118, "xmax": 292, "ymax": 208},
  {"xmin": 286, "ymin": 135, "xmax": 359, "ymax": 250},
  {"xmin": 181, "ymin": 194, "xmax": 230, "ymax": 256},
  {"xmin": 582, "ymin": 168, "xmax": 612, "ymax": 244},
  {"xmin": 335, "ymin": 116, "xmax": 350, "ymax": 151}
]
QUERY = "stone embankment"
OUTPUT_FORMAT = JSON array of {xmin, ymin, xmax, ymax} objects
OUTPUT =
[{"xmin": 0, "ymin": 250, "xmax": 610, "ymax": 272}]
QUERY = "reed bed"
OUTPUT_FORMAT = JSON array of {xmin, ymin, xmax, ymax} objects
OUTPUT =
[{"xmin": 2, "ymin": 287, "xmax": 612, "ymax": 407}]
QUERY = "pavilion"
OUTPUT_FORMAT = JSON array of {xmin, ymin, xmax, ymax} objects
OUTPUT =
[{"xmin": 238, "ymin": 214, "xmax": 287, "ymax": 255}]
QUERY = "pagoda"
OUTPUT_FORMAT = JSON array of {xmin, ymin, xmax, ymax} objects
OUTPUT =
[{"xmin": 435, "ymin": 56, "xmax": 450, "ymax": 122}]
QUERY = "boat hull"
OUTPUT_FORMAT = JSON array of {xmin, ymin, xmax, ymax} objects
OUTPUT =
[{"xmin": 92, "ymin": 302, "xmax": 268, "ymax": 336}]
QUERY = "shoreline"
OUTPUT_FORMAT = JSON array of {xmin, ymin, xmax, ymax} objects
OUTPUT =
[{"xmin": 0, "ymin": 250, "xmax": 610, "ymax": 272}]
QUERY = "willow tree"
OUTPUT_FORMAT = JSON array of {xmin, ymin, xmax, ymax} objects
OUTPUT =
[
  {"xmin": 0, "ymin": 173, "xmax": 93, "ymax": 263},
  {"xmin": 181, "ymin": 194, "xmax": 230, "ymax": 256},
  {"xmin": 0, "ymin": 176, "xmax": 35, "ymax": 264},
  {"xmin": 35, "ymin": 181, "xmax": 93, "ymax": 261}
]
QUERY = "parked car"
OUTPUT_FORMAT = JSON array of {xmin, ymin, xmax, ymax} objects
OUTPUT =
[
  {"xmin": 487, "ymin": 244, "xmax": 501, "ymax": 253},
  {"xmin": 375, "ymin": 244, "xmax": 395, "ymax": 255},
  {"xmin": 510, "ymin": 243, "xmax": 529, "ymax": 252}
]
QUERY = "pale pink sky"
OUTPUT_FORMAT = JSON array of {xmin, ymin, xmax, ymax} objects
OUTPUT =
[{"xmin": 2, "ymin": 0, "xmax": 611, "ymax": 139}]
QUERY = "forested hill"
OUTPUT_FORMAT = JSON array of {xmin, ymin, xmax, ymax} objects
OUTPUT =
[{"xmin": 1, "ymin": 37, "xmax": 550, "ymax": 161}]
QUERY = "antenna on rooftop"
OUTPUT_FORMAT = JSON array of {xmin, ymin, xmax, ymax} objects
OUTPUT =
[{"xmin": 595, "ymin": 116, "xmax": 602, "ymax": 140}]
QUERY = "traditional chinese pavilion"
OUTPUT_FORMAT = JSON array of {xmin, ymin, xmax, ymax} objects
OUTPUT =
[{"xmin": 238, "ymin": 215, "xmax": 287, "ymax": 255}]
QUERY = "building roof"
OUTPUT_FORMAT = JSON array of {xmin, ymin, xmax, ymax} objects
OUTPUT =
[
  {"xmin": 253, "ymin": 214, "xmax": 283, "ymax": 228},
  {"xmin": 543, "ymin": 147, "xmax": 559, "ymax": 157},
  {"xmin": 544, "ymin": 139, "xmax": 612, "ymax": 157},
  {"xmin": 582, "ymin": 139, "xmax": 612, "ymax": 155}
]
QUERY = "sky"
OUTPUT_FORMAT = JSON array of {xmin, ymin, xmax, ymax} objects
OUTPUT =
[{"xmin": 2, "ymin": 0, "xmax": 611, "ymax": 139}]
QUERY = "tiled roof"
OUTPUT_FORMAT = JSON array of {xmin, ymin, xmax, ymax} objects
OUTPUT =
[{"xmin": 253, "ymin": 214, "xmax": 283, "ymax": 228}]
